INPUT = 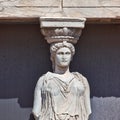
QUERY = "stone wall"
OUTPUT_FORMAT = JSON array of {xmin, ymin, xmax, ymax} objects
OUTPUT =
[{"xmin": 0, "ymin": 0, "xmax": 120, "ymax": 23}]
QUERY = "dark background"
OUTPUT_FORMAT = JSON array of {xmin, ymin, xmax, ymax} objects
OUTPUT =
[{"xmin": 0, "ymin": 23, "xmax": 120, "ymax": 120}]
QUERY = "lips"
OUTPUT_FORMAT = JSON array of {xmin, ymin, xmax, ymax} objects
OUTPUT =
[{"xmin": 62, "ymin": 60, "xmax": 68, "ymax": 62}]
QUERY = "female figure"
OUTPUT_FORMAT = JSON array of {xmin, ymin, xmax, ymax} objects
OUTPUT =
[{"xmin": 32, "ymin": 41, "xmax": 91, "ymax": 120}]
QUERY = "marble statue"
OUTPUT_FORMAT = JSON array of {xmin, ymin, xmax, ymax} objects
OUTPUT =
[{"xmin": 32, "ymin": 40, "xmax": 92, "ymax": 120}]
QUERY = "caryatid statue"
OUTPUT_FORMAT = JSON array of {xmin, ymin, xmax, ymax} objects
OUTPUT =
[{"xmin": 32, "ymin": 17, "xmax": 92, "ymax": 120}]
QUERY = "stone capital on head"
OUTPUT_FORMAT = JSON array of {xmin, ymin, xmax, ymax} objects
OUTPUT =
[{"xmin": 39, "ymin": 17, "xmax": 86, "ymax": 45}]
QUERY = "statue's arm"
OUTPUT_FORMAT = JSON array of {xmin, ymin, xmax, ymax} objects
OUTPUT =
[
  {"xmin": 83, "ymin": 76, "xmax": 92, "ymax": 118},
  {"xmin": 32, "ymin": 76, "xmax": 44, "ymax": 120},
  {"xmin": 75, "ymin": 72, "xmax": 92, "ymax": 117}
]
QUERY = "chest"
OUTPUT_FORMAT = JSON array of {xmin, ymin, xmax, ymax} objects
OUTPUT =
[{"xmin": 45, "ymin": 77, "xmax": 85, "ymax": 96}]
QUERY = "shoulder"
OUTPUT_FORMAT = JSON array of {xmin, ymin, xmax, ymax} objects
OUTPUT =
[
  {"xmin": 36, "ymin": 72, "xmax": 53, "ymax": 87},
  {"xmin": 73, "ymin": 72, "xmax": 89, "ymax": 85},
  {"xmin": 72, "ymin": 72, "xmax": 87, "ymax": 79}
]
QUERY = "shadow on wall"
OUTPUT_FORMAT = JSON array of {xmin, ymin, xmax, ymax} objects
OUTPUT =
[
  {"xmin": 0, "ymin": 24, "xmax": 52, "ymax": 108},
  {"xmin": 72, "ymin": 24, "xmax": 120, "ymax": 98}
]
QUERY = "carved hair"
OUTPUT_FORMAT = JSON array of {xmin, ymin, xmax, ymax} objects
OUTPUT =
[{"xmin": 50, "ymin": 41, "xmax": 75, "ymax": 71}]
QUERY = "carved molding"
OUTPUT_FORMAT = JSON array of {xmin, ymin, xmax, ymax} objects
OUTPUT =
[{"xmin": 40, "ymin": 17, "xmax": 86, "ymax": 44}]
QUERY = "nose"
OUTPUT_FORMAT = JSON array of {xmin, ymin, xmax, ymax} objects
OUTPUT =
[
  {"xmin": 62, "ymin": 53, "xmax": 66, "ymax": 58},
  {"xmin": 62, "ymin": 54, "xmax": 67, "ymax": 60}
]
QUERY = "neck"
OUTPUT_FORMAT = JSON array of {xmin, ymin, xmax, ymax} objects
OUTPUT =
[{"xmin": 54, "ymin": 66, "xmax": 70, "ymax": 75}]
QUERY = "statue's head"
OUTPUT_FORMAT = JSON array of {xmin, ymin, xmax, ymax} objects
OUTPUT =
[{"xmin": 50, "ymin": 41, "xmax": 75, "ymax": 71}]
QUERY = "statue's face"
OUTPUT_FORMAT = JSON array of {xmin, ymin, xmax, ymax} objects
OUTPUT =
[{"xmin": 55, "ymin": 47, "xmax": 72, "ymax": 68}]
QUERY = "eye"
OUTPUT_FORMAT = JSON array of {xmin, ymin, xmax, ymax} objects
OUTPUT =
[
  {"xmin": 65, "ymin": 52, "xmax": 71, "ymax": 55},
  {"xmin": 57, "ymin": 52, "xmax": 64, "ymax": 55}
]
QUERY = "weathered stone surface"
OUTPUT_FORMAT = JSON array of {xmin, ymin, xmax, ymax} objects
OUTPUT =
[
  {"xmin": 90, "ymin": 97, "xmax": 120, "ymax": 120},
  {"xmin": 0, "ymin": 0, "xmax": 59, "ymax": 6},
  {"xmin": 63, "ymin": 8, "xmax": 120, "ymax": 18},
  {"xmin": 0, "ymin": 7, "xmax": 60, "ymax": 17},
  {"xmin": 0, "ymin": 0, "xmax": 19, "ymax": 6},
  {"xmin": 0, "ymin": 7, "xmax": 120, "ymax": 19},
  {"xmin": 1, "ymin": 0, "xmax": 120, "ymax": 7},
  {"xmin": 64, "ymin": 0, "xmax": 120, "ymax": 7},
  {"xmin": 40, "ymin": 17, "xmax": 86, "ymax": 28},
  {"xmin": 40, "ymin": 17, "xmax": 86, "ymax": 44},
  {"xmin": 18, "ymin": 0, "xmax": 59, "ymax": 6},
  {"xmin": 0, "ymin": 0, "xmax": 120, "ymax": 19}
]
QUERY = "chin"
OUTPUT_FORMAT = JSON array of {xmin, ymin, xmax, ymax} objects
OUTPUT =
[{"xmin": 59, "ymin": 63, "xmax": 69, "ymax": 68}]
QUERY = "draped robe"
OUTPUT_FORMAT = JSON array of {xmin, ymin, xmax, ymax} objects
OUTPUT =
[{"xmin": 32, "ymin": 72, "xmax": 91, "ymax": 120}]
